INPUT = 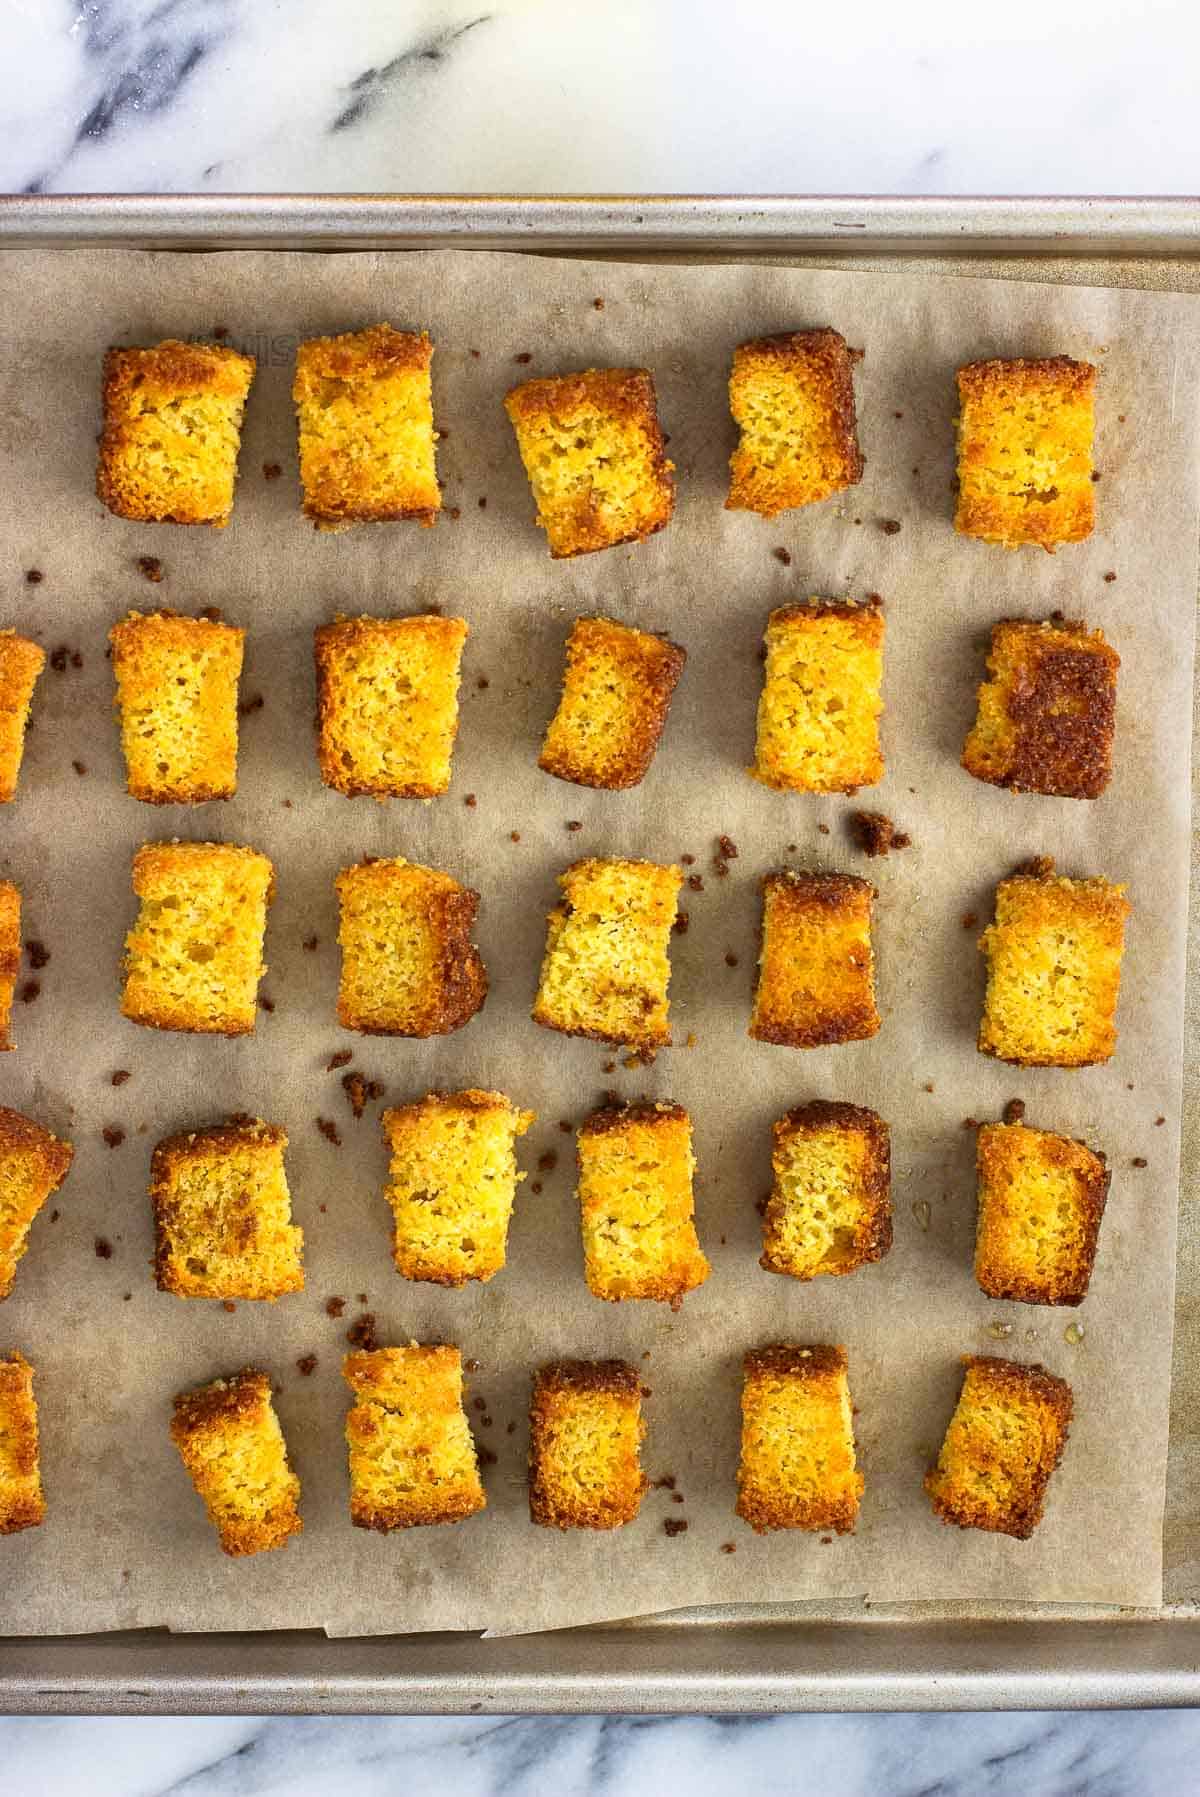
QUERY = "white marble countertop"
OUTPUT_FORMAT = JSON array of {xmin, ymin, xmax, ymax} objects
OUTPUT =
[{"xmin": 3, "ymin": 0, "xmax": 1200, "ymax": 1789}]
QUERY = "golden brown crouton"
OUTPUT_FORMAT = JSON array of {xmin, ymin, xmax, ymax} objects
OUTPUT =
[
  {"xmin": 751, "ymin": 600, "xmax": 885, "ymax": 793},
  {"xmin": 962, "ymin": 617, "xmax": 1118, "ymax": 799},
  {"xmin": 381, "ymin": 1089, "xmax": 533, "ymax": 1286},
  {"xmin": 293, "ymin": 325, "xmax": 440, "ymax": 531},
  {"xmin": 955, "ymin": 357, "xmax": 1096, "ymax": 551},
  {"xmin": 505, "ymin": 368, "xmax": 674, "ymax": 558},
  {"xmin": 336, "ymin": 857, "xmax": 487, "ymax": 1037},
  {"xmin": 978, "ymin": 860, "xmax": 1129, "ymax": 1067},
  {"xmin": 0, "ymin": 881, "xmax": 18, "ymax": 1052},
  {"xmin": 0, "ymin": 632, "xmax": 45, "ymax": 803},
  {"xmin": 170, "ymin": 1368, "xmax": 302, "ymax": 1556},
  {"xmin": 110, "ymin": 611, "xmax": 245, "ymax": 804},
  {"xmin": 539, "ymin": 616, "xmax": 685, "ymax": 790},
  {"xmin": 577, "ymin": 1102, "xmax": 709, "ymax": 1306},
  {"xmin": 533, "ymin": 857, "xmax": 681, "ymax": 1050},
  {"xmin": 529, "ymin": 1359, "xmax": 646, "ymax": 1530},
  {"xmin": 736, "ymin": 1343, "xmax": 862, "ymax": 1534},
  {"xmin": 0, "ymin": 1107, "xmax": 73, "ymax": 1300},
  {"xmin": 121, "ymin": 840, "xmax": 274, "ymax": 1036},
  {"xmin": 315, "ymin": 614, "xmax": 467, "ymax": 799},
  {"xmin": 97, "ymin": 339, "xmax": 255, "ymax": 527},
  {"xmin": 726, "ymin": 330, "xmax": 863, "ymax": 517},
  {"xmin": 762, "ymin": 1102, "xmax": 891, "ymax": 1280},
  {"xmin": 0, "ymin": 1352, "xmax": 44, "ymax": 1534},
  {"xmin": 750, "ymin": 871, "xmax": 879, "ymax": 1048},
  {"xmin": 975, "ymin": 1120, "xmax": 1108, "ymax": 1306},
  {"xmin": 344, "ymin": 1344, "xmax": 486, "ymax": 1530},
  {"xmin": 152, "ymin": 1118, "xmax": 303, "ymax": 1301},
  {"xmin": 925, "ymin": 1355, "xmax": 1072, "ymax": 1538}
]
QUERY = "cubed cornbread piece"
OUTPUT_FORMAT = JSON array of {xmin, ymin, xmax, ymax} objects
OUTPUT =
[
  {"xmin": 0, "ymin": 1352, "xmax": 44, "ymax": 1534},
  {"xmin": 336, "ymin": 857, "xmax": 487, "ymax": 1037},
  {"xmin": 750, "ymin": 871, "xmax": 879, "ymax": 1048},
  {"xmin": 0, "ymin": 881, "xmax": 18, "ymax": 1053},
  {"xmin": 726, "ymin": 330, "xmax": 863, "ymax": 517},
  {"xmin": 978, "ymin": 861, "xmax": 1129, "ymax": 1067},
  {"xmin": 293, "ymin": 324, "xmax": 439, "ymax": 531},
  {"xmin": 170, "ymin": 1368, "xmax": 301, "ymax": 1557},
  {"xmin": 529, "ymin": 1359, "xmax": 646, "ymax": 1530},
  {"xmin": 0, "ymin": 1107, "xmax": 73, "ymax": 1300},
  {"xmin": 151, "ymin": 1118, "xmax": 303, "ymax": 1301},
  {"xmin": 955, "ymin": 357, "xmax": 1096, "ymax": 551},
  {"xmin": 381, "ymin": 1089, "xmax": 533, "ymax": 1286},
  {"xmin": 315, "ymin": 613, "xmax": 467, "ymax": 799},
  {"xmin": 962, "ymin": 617, "xmax": 1118, "ymax": 800},
  {"xmin": 109, "ymin": 611, "xmax": 245, "ymax": 804},
  {"xmin": 539, "ymin": 616, "xmax": 685, "ymax": 790},
  {"xmin": 925, "ymin": 1355, "xmax": 1072, "ymax": 1539},
  {"xmin": 735, "ymin": 1343, "xmax": 862, "ymax": 1534},
  {"xmin": 751, "ymin": 600, "xmax": 885, "ymax": 793},
  {"xmin": 975, "ymin": 1121, "xmax": 1108, "ymax": 1306},
  {"xmin": 533, "ymin": 857, "xmax": 681, "ymax": 1050},
  {"xmin": 577, "ymin": 1102, "xmax": 709, "ymax": 1307},
  {"xmin": 97, "ymin": 339, "xmax": 255, "ymax": 527},
  {"xmin": 504, "ymin": 368, "xmax": 674, "ymax": 558},
  {"xmin": 762, "ymin": 1102, "xmax": 891, "ymax": 1280},
  {"xmin": 344, "ymin": 1344, "xmax": 486, "ymax": 1529},
  {"xmin": 0, "ymin": 632, "xmax": 45, "ymax": 803},
  {"xmin": 121, "ymin": 841, "xmax": 274, "ymax": 1036}
]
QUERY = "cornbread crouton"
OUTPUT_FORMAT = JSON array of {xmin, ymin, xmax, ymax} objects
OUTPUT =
[
  {"xmin": 539, "ymin": 616, "xmax": 685, "ymax": 790},
  {"xmin": 735, "ymin": 1343, "xmax": 862, "ymax": 1534},
  {"xmin": 978, "ymin": 861, "xmax": 1129, "ymax": 1067},
  {"xmin": 336, "ymin": 857, "xmax": 487, "ymax": 1037},
  {"xmin": 529, "ymin": 1359, "xmax": 646, "ymax": 1529},
  {"xmin": 0, "ymin": 632, "xmax": 45, "ymax": 803},
  {"xmin": 152, "ymin": 1118, "xmax": 303, "ymax": 1301},
  {"xmin": 315, "ymin": 614, "xmax": 467, "ymax": 799},
  {"xmin": 955, "ymin": 357, "xmax": 1096, "ymax": 550},
  {"xmin": 344, "ymin": 1344, "xmax": 486, "ymax": 1529},
  {"xmin": 293, "ymin": 324, "xmax": 440, "ymax": 531},
  {"xmin": 121, "ymin": 841, "xmax": 274, "ymax": 1036},
  {"xmin": 0, "ymin": 881, "xmax": 18, "ymax": 1052},
  {"xmin": 577, "ymin": 1102, "xmax": 709, "ymax": 1306},
  {"xmin": 381, "ymin": 1089, "xmax": 533, "ymax": 1286},
  {"xmin": 750, "ymin": 871, "xmax": 879, "ymax": 1048},
  {"xmin": 962, "ymin": 618, "xmax": 1118, "ymax": 799},
  {"xmin": 975, "ymin": 1121, "xmax": 1108, "ymax": 1306},
  {"xmin": 170, "ymin": 1368, "xmax": 302, "ymax": 1556},
  {"xmin": 0, "ymin": 1352, "xmax": 44, "ymax": 1534},
  {"xmin": 504, "ymin": 368, "xmax": 674, "ymax": 558},
  {"xmin": 925, "ymin": 1355, "xmax": 1072, "ymax": 1538},
  {"xmin": 97, "ymin": 339, "xmax": 255, "ymax": 527},
  {"xmin": 110, "ymin": 611, "xmax": 245, "ymax": 804},
  {"xmin": 533, "ymin": 857, "xmax": 681, "ymax": 1050},
  {"xmin": 751, "ymin": 600, "xmax": 885, "ymax": 793},
  {"xmin": 726, "ymin": 330, "xmax": 863, "ymax": 517},
  {"xmin": 0, "ymin": 1107, "xmax": 73, "ymax": 1300},
  {"xmin": 762, "ymin": 1102, "xmax": 891, "ymax": 1280}
]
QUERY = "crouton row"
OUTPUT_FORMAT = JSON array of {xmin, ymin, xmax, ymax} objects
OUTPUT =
[
  {"xmin": 1, "ymin": 1344, "xmax": 1074, "ymax": 1548},
  {"xmin": 96, "ymin": 330, "xmax": 1098, "ymax": 556}
]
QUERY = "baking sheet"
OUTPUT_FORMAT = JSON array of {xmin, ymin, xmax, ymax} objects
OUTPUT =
[{"xmin": 0, "ymin": 247, "xmax": 1196, "ymax": 1637}]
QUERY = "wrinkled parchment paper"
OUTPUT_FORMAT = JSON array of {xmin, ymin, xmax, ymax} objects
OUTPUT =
[{"xmin": 0, "ymin": 247, "xmax": 1196, "ymax": 1637}]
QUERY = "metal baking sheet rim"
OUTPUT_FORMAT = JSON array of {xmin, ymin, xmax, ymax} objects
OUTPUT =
[{"xmin": 0, "ymin": 192, "xmax": 1197, "ymax": 1714}]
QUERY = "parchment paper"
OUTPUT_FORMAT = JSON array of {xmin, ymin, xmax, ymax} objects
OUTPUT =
[{"xmin": 0, "ymin": 247, "xmax": 1196, "ymax": 1637}]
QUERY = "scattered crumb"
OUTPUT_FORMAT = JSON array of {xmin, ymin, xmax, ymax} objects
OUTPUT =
[
  {"xmin": 510, "ymin": 831, "xmax": 521, "ymax": 843},
  {"xmin": 1002, "ymin": 1099, "xmax": 1026, "ymax": 1126},
  {"xmin": 602, "ymin": 1060, "xmax": 617, "ymax": 1074},
  {"xmin": 346, "ymin": 1313, "xmax": 378, "ymax": 1351},
  {"xmin": 18, "ymin": 980, "xmax": 39, "ymax": 1004},
  {"xmin": 820, "ymin": 1535, "xmax": 834, "ymax": 1546},
  {"xmin": 464, "ymin": 793, "xmax": 477, "ymax": 808},
  {"xmin": 685, "ymin": 1032, "xmax": 698, "ymax": 1048},
  {"xmin": 664, "ymin": 1518, "xmax": 689, "ymax": 1538},
  {"xmin": 961, "ymin": 912, "xmax": 978, "ymax": 930},
  {"xmin": 303, "ymin": 934, "xmax": 319, "ymax": 953},
  {"xmin": 26, "ymin": 940, "xmax": 49, "ymax": 970},
  {"xmin": 325, "ymin": 1296, "xmax": 346, "ymax": 1318},
  {"xmin": 593, "ymin": 297, "xmax": 605, "ymax": 310},
  {"xmin": 720, "ymin": 1542, "xmax": 736, "ymax": 1555},
  {"xmin": 716, "ymin": 835, "xmax": 738, "ymax": 861},
  {"xmin": 879, "ymin": 518, "xmax": 902, "ymax": 535},
  {"xmin": 507, "ymin": 1421, "xmax": 517, "ymax": 1435},
  {"xmin": 258, "ymin": 994, "xmax": 275, "ymax": 1013},
  {"xmin": 1104, "ymin": 571, "xmax": 1117, "ymax": 583},
  {"xmin": 238, "ymin": 693, "xmax": 264, "ymax": 717},
  {"xmin": 49, "ymin": 646, "xmax": 69, "ymax": 673},
  {"xmin": 221, "ymin": 1300, "xmax": 236, "ymax": 1314},
  {"xmin": 111, "ymin": 1069, "xmax": 131, "ymax": 1087},
  {"xmin": 317, "ymin": 1117, "xmax": 342, "ymax": 1147},
  {"xmin": 514, "ymin": 352, "xmax": 533, "ymax": 364},
  {"xmin": 262, "ymin": 462, "xmax": 282, "ymax": 481},
  {"xmin": 123, "ymin": 1292, "xmax": 131, "ymax": 1302},
  {"xmin": 558, "ymin": 1120, "xmax": 572, "ymax": 1134},
  {"xmin": 538, "ymin": 1150, "xmax": 558, "ymax": 1173},
  {"xmin": 724, "ymin": 952, "xmax": 738, "ymax": 967},
  {"xmin": 94, "ymin": 1237, "xmax": 113, "ymax": 1260},
  {"xmin": 326, "ymin": 1049, "xmax": 353, "ymax": 1071},
  {"xmin": 136, "ymin": 555, "xmax": 164, "ymax": 583},
  {"xmin": 296, "ymin": 1355, "xmax": 318, "ymax": 1376},
  {"xmin": 49, "ymin": 1210, "xmax": 59, "ymax": 1224},
  {"xmin": 476, "ymin": 675, "xmax": 490, "ymax": 690},
  {"xmin": 530, "ymin": 1181, "xmax": 543, "ymax": 1195},
  {"xmin": 101, "ymin": 1126, "xmax": 125, "ymax": 1149},
  {"xmin": 199, "ymin": 606, "xmax": 223, "ymax": 624},
  {"xmin": 343, "ymin": 1071, "xmax": 384, "ymax": 1118},
  {"xmin": 448, "ymin": 506, "xmax": 461, "ymax": 521},
  {"xmin": 72, "ymin": 760, "xmax": 87, "ymax": 776},
  {"xmin": 680, "ymin": 853, "xmax": 696, "ymax": 866},
  {"xmin": 673, "ymin": 910, "xmax": 689, "ymax": 935},
  {"xmin": 566, "ymin": 819, "xmax": 582, "ymax": 832},
  {"xmin": 963, "ymin": 1117, "xmax": 979, "ymax": 1131},
  {"xmin": 470, "ymin": 348, "xmax": 480, "ymax": 359},
  {"xmin": 25, "ymin": 569, "xmax": 43, "ymax": 585},
  {"xmin": 1156, "ymin": 1116, "xmax": 1166, "ymax": 1126},
  {"xmin": 1131, "ymin": 1157, "xmax": 1148, "ymax": 1168},
  {"xmin": 773, "ymin": 547, "xmax": 792, "ymax": 566},
  {"xmin": 478, "ymin": 496, "xmax": 487, "ymax": 509},
  {"xmin": 653, "ymin": 1474, "xmax": 677, "ymax": 1490},
  {"xmin": 687, "ymin": 874, "xmax": 704, "ymax": 893},
  {"xmin": 923, "ymin": 1082, "xmax": 934, "ymax": 1094}
]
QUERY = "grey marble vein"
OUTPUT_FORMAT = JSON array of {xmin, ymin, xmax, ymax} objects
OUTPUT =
[{"xmin": 330, "ymin": 15, "xmax": 491, "ymax": 135}]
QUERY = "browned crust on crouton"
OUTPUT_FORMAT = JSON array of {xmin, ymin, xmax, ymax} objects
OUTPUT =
[
  {"xmin": 962, "ymin": 618, "xmax": 1118, "ymax": 799},
  {"xmin": 975, "ymin": 1121, "xmax": 1109, "ymax": 1306},
  {"xmin": 539, "ymin": 616, "xmax": 686, "ymax": 790},
  {"xmin": 0, "ymin": 633, "xmax": 45, "ymax": 805},
  {"xmin": 727, "ymin": 329, "xmax": 863, "ymax": 518},
  {"xmin": 336, "ymin": 860, "xmax": 487, "ymax": 1038},
  {"xmin": 0, "ymin": 1350, "xmax": 45, "ymax": 1533},
  {"xmin": 750, "ymin": 871, "xmax": 879, "ymax": 1048},
  {"xmin": 579, "ymin": 1099, "xmax": 690, "ymax": 1138},
  {"xmin": 0, "ymin": 881, "xmax": 18, "ymax": 1053},
  {"xmin": 762, "ymin": 1101, "xmax": 892, "ymax": 1278},
  {"xmin": 0, "ymin": 1105, "xmax": 74, "ymax": 1302},
  {"xmin": 529, "ymin": 1358, "xmax": 647, "ymax": 1529},
  {"xmin": 925, "ymin": 1355, "xmax": 1073, "ymax": 1539}
]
